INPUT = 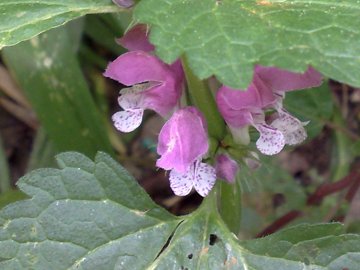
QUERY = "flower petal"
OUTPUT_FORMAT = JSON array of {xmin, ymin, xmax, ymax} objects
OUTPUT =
[
  {"xmin": 169, "ymin": 168, "xmax": 194, "ymax": 196},
  {"xmin": 156, "ymin": 107, "xmax": 209, "ymax": 173},
  {"xmin": 118, "ymin": 86, "xmax": 144, "ymax": 110},
  {"xmin": 193, "ymin": 162, "xmax": 216, "ymax": 197},
  {"xmin": 256, "ymin": 66, "xmax": 323, "ymax": 93},
  {"xmin": 112, "ymin": 109, "xmax": 143, "ymax": 133},
  {"xmin": 217, "ymin": 75, "xmax": 275, "ymax": 110},
  {"xmin": 215, "ymin": 154, "xmax": 239, "ymax": 183},
  {"xmin": 255, "ymin": 124, "xmax": 285, "ymax": 155},
  {"xmin": 104, "ymin": 51, "xmax": 171, "ymax": 86},
  {"xmin": 216, "ymin": 78, "xmax": 274, "ymax": 128},
  {"xmin": 271, "ymin": 111, "xmax": 307, "ymax": 145},
  {"xmin": 116, "ymin": 24, "xmax": 155, "ymax": 52}
]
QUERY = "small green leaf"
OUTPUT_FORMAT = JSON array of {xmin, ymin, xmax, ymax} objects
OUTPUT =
[
  {"xmin": 134, "ymin": 0, "xmax": 360, "ymax": 88},
  {"xmin": 2, "ymin": 26, "xmax": 113, "ymax": 157},
  {"xmin": 0, "ymin": 0, "xmax": 121, "ymax": 50}
]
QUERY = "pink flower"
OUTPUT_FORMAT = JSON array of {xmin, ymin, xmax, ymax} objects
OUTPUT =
[
  {"xmin": 117, "ymin": 24, "xmax": 184, "ymax": 84},
  {"xmin": 116, "ymin": 24, "xmax": 155, "ymax": 52},
  {"xmin": 216, "ymin": 66, "xmax": 322, "ymax": 155},
  {"xmin": 104, "ymin": 51, "xmax": 182, "ymax": 132},
  {"xmin": 156, "ymin": 107, "xmax": 216, "ymax": 197},
  {"xmin": 215, "ymin": 154, "xmax": 239, "ymax": 183}
]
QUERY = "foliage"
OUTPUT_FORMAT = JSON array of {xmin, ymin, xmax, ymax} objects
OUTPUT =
[
  {"xmin": 1, "ymin": 152, "xmax": 360, "ymax": 269},
  {"xmin": 0, "ymin": 0, "xmax": 359, "ymax": 269}
]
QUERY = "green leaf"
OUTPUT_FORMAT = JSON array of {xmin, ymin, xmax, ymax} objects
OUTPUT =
[
  {"xmin": 0, "ymin": 0, "xmax": 121, "ymax": 50},
  {"xmin": 150, "ymin": 206, "xmax": 360, "ymax": 269},
  {"xmin": 1, "ymin": 152, "xmax": 360, "ymax": 269},
  {"xmin": 2, "ymin": 26, "xmax": 113, "ymax": 157},
  {"xmin": 242, "ymin": 223, "xmax": 360, "ymax": 269},
  {"xmin": 0, "ymin": 152, "xmax": 179, "ymax": 270},
  {"xmin": 284, "ymin": 83, "xmax": 333, "ymax": 138},
  {"xmin": 134, "ymin": 0, "xmax": 360, "ymax": 88}
]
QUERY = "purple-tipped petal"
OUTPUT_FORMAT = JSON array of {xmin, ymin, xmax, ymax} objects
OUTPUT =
[
  {"xmin": 156, "ymin": 107, "xmax": 209, "ymax": 173},
  {"xmin": 256, "ymin": 66, "xmax": 323, "ymax": 93},
  {"xmin": 112, "ymin": 109, "xmax": 143, "ymax": 132},
  {"xmin": 255, "ymin": 124, "xmax": 285, "ymax": 155},
  {"xmin": 271, "ymin": 110, "xmax": 307, "ymax": 145},
  {"xmin": 169, "ymin": 168, "xmax": 194, "ymax": 196},
  {"xmin": 104, "ymin": 51, "xmax": 171, "ymax": 86},
  {"xmin": 193, "ymin": 162, "xmax": 216, "ymax": 197},
  {"xmin": 215, "ymin": 154, "xmax": 239, "ymax": 183},
  {"xmin": 117, "ymin": 24, "xmax": 155, "ymax": 52}
]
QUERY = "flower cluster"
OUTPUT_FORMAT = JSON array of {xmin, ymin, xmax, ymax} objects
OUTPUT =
[
  {"xmin": 216, "ymin": 66, "xmax": 322, "ymax": 155},
  {"xmin": 105, "ymin": 25, "xmax": 323, "ymax": 197}
]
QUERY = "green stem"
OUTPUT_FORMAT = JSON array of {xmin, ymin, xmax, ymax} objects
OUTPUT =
[
  {"xmin": 219, "ymin": 179, "xmax": 242, "ymax": 235},
  {"xmin": 181, "ymin": 56, "xmax": 226, "ymax": 141},
  {"xmin": 181, "ymin": 57, "xmax": 243, "ymax": 234},
  {"xmin": 331, "ymin": 108, "xmax": 352, "ymax": 181}
]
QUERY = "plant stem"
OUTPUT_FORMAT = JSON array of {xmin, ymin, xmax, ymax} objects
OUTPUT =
[
  {"xmin": 219, "ymin": 180, "xmax": 242, "ymax": 235},
  {"xmin": 181, "ymin": 56, "xmax": 225, "ymax": 141}
]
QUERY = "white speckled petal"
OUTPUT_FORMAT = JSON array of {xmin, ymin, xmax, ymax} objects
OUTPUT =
[
  {"xmin": 118, "ymin": 86, "xmax": 144, "ymax": 110},
  {"xmin": 112, "ymin": 109, "xmax": 143, "ymax": 133},
  {"xmin": 193, "ymin": 162, "xmax": 216, "ymax": 197},
  {"xmin": 255, "ymin": 124, "xmax": 285, "ymax": 155},
  {"xmin": 271, "ymin": 111, "xmax": 307, "ymax": 145},
  {"xmin": 169, "ymin": 168, "xmax": 194, "ymax": 196}
]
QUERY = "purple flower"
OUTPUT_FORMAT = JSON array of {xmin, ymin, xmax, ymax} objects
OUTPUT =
[
  {"xmin": 216, "ymin": 66, "xmax": 322, "ymax": 155},
  {"xmin": 104, "ymin": 51, "xmax": 182, "ymax": 132},
  {"xmin": 215, "ymin": 154, "xmax": 239, "ymax": 183},
  {"xmin": 156, "ymin": 107, "xmax": 216, "ymax": 197},
  {"xmin": 116, "ymin": 24, "xmax": 155, "ymax": 52},
  {"xmin": 117, "ymin": 24, "xmax": 184, "ymax": 86}
]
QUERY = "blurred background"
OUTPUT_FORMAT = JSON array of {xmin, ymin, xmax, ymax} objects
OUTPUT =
[{"xmin": 0, "ymin": 13, "xmax": 359, "ymax": 239}]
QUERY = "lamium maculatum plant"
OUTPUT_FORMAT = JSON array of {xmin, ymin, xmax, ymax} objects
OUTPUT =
[{"xmin": 0, "ymin": 1, "xmax": 360, "ymax": 270}]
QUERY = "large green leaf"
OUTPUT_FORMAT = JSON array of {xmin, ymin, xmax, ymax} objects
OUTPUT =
[
  {"xmin": 2, "ymin": 25, "xmax": 113, "ymax": 157},
  {"xmin": 1, "ymin": 152, "xmax": 360, "ymax": 269},
  {"xmin": 0, "ymin": 0, "xmax": 120, "ymax": 50},
  {"xmin": 0, "ymin": 152, "xmax": 179, "ymax": 270},
  {"xmin": 134, "ymin": 0, "xmax": 360, "ymax": 89}
]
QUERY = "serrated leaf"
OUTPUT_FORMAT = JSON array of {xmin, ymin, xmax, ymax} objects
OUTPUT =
[
  {"xmin": 150, "ymin": 205, "xmax": 360, "ymax": 270},
  {"xmin": 2, "ymin": 26, "xmax": 113, "ymax": 157},
  {"xmin": 0, "ymin": 0, "xmax": 121, "ymax": 50},
  {"xmin": 242, "ymin": 223, "xmax": 360, "ymax": 269},
  {"xmin": 134, "ymin": 0, "xmax": 360, "ymax": 89},
  {"xmin": 1, "ymin": 152, "xmax": 360, "ymax": 269},
  {"xmin": 0, "ymin": 152, "xmax": 179, "ymax": 270}
]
